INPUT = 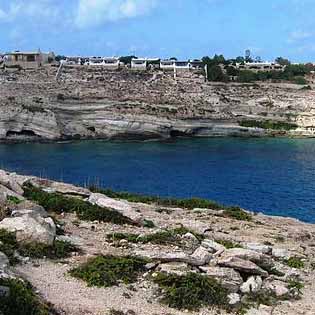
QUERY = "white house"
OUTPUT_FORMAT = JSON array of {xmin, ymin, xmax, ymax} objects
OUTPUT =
[
  {"xmin": 131, "ymin": 58, "xmax": 147, "ymax": 70},
  {"xmin": 160, "ymin": 59, "xmax": 175, "ymax": 70}
]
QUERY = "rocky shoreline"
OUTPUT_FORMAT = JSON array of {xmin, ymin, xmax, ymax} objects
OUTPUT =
[
  {"xmin": 1, "ymin": 66, "xmax": 315, "ymax": 142},
  {"xmin": 0, "ymin": 169, "xmax": 315, "ymax": 315}
]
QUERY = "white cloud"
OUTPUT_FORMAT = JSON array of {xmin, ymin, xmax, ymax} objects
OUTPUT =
[
  {"xmin": 75, "ymin": 0, "xmax": 157, "ymax": 28},
  {"xmin": 0, "ymin": 0, "xmax": 60, "ymax": 23}
]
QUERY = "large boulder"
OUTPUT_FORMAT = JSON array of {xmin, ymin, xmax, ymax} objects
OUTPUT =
[
  {"xmin": 217, "ymin": 256, "xmax": 268, "ymax": 277},
  {"xmin": 0, "ymin": 213, "xmax": 56, "ymax": 245},
  {"xmin": 243, "ymin": 243, "xmax": 272, "ymax": 255},
  {"xmin": 262, "ymin": 279, "xmax": 289, "ymax": 297},
  {"xmin": 199, "ymin": 266, "xmax": 243, "ymax": 293},
  {"xmin": 219, "ymin": 248, "xmax": 273, "ymax": 269},
  {"xmin": 29, "ymin": 178, "xmax": 91, "ymax": 197},
  {"xmin": 157, "ymin": 262, "xmax": 192, "ymax": 276},
  {"xmin": 88, "ymin": 193, "xmax": 143, "ymax": 225},
  {"xmin": 0, "ymin": 170, "xmax": 24, "ymax": 196},
  {"xmin": 11, "ymin": 200, "xmax": 48, "ymax": 218},
  {"xmin": 190, "ymin": 246, "xmax": 212, "ymax": 265},
  {"xmin": 240, "ymin": 276, "xmax": 263, "ymax": 293},
  {"xmin": 0, "ymin": 252, "xmax": 9, "ymax": 271},
  {"xmin": 201, "ymin": 239, "xmax": 225, "ymax": 255}
]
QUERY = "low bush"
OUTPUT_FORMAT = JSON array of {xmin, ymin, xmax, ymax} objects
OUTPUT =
[
  {"xmin": 7, "ymin": 196, "xmax": 22, "ymax": 205},
  {"xmin": 107, "ymin": 227, "xmax": 204, "ymax": 246},
  {"xmin": 239, "ymin": 120, "xmax": 298, "ymax": 131},
  {"xmin": 89, "ymin": 187, "xmax": 239, "ymax": 212},
  {"xmin": 23, "ymin": 184, "xmax": 133, "ymax": 225},
  {"xmin": 69, "ymin": 255, "xmax": 149, "ymax": 287},
  {"xmin": 0, "ymin": 278, "xmax": 52, "ymax": 315},
  {"xmin": 0, "ymin": 229, "xmax": 77, "ymax": 263},
  {"xmin": 153, "ymin": 272, "xmax": 228, "ymax": 310},
  {"xmin": 215, "ymin": 239, "xmax": 243, "ymax": 249},
  {"xmin": 288, "ymin": 280, "xmax": 304, "ymax": 296},
  {"xmin": 223, "ymin": 207, "xmax": 252, "ymax": 221},
  {"xmin": 285, "ymin": 257, "xmax": 304, "ymax": 269}
]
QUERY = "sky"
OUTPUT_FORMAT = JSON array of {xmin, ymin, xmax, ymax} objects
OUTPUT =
[{"xmin": 0, "ymin": 0, "xmax": 315, "ymax": 62}]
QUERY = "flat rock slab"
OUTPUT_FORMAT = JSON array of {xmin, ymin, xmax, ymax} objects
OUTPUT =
[
  {"xmin": 29, "ymin": 178, "xmax": 91, "ymax": 197},
  {"xmin": 217, "ymin": 256, "xmax": 268, "ymax": 277},
  {"xmin": 88, "ymin": 193, "xmax": 143, "ymax": 225},
  {"xmin": 199, "ymin": 266, "xmax": 243, "ymax": 293}
]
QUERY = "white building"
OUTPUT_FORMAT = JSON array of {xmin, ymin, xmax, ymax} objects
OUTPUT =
[
  {"xmin": 131, "ymin": 58, "xmax": 160, "ymax": 70},
  {"xmin": 236, "ymin": 62, "xmax": 285, "ymax": 72},
  {"xmin": 160, "ymin": 59, "xmax": 175, "ymax": 70}
]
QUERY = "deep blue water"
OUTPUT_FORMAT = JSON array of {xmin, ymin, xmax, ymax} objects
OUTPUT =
[{"xmin": 0, "ymin": 138, "xmax": 315, "ymax": 223}]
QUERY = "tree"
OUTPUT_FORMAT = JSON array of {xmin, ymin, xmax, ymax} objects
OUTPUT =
[
  {"xmin": 275, "ymin": 57, "xmax": 291, "ymax": 66},
  {"xmin": 170, "ymin": 57, "xmax": 178, "ymax": 61},
  {"xmin": 235, "ymin": 56, "xmax": 245, "ymax": 64},
  {"xmin": 208, "ymin": 65, "xmax": 228, "ymax": 82},
  {"xmin": 119, "ymin": 56, "xmax": 137, "ymax": 65}
]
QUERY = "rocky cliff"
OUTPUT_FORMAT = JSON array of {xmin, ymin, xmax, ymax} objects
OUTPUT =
[{"xmin": 1, "ymin": 66, "xmax": 315, "ymax": 141}]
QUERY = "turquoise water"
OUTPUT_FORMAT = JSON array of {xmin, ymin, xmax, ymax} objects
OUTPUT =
[{"xmin": 1, "ymin": 138, "xmax": 315, "ymax": 222}]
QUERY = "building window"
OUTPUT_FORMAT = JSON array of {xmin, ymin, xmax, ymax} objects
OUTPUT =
[{"xmin": 26, "ymin": 55, "xmax": 36, "ymax": 62}]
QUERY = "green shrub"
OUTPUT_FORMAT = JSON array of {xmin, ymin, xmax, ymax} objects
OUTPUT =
[
  {"xmin": 69, "ymin": 255, "xmax": 149, "ymax": 287},
  {"xmin": 285, "ymin": 257, "xmax": 304, "ymax": 269},
  {"xmin": 153, "ymin": 272, "xmax": 228, "ymax": 310},
  {"xmin": 18, "ymin": 240, "xmax": 78, "ymax": 259},
  {"xmin": 0, "ymin": 229, "xmax": 77, "ymax": 262},
  {"xmin": 239, "ymin": 120, "xmax": 298, "ymax": 131},
  {"xmin": 223, "ymin": 207, "xmax": 252, "ymax": 221},
  {"xmin": 89, "ymin": 187, "xmax": 233, "ymax": 211},
  {"xmin": 0, "ymin": 278, "xmax": 51, "ymax": 315},
  {"xmin": 292, "ymin": 76, "xmax": 307, "ymax": 85},
  {"xmin": 0, "ymin": 229, "xmax": 19, "ymax": 264},
  {"xmin": 107, "ymin": 227, "xmax": 204, "ymax": 246},
  {"xmin": 215, "ymin": 239, "xmax": 243, "ymax": 249},
  {"xmin": 7, "ymin": 196, "xmax": 22, "ymax": 205},
  {"xmin": 143, "ymin": 219, "xmax": 155, "ymax": 228},
  {"xmin": 288, "ymin": 280, "xmax": 304, "ymax": 295},
  {"xmin": 23, "ymin": 184, "xmax": 133, "ymax": 225}
]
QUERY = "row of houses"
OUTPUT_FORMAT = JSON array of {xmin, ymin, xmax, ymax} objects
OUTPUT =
[
  {"xmin": 235, "ymin": 62, "xmax": 285, "ymax": 72},
  {"xmin": 64, "ymin": 56, "xmax": 204, "ymax": 71}
]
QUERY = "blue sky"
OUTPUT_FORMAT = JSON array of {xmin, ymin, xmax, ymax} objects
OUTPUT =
[{"xmin": 0, "ymin": 0, "xmax": 314, "ymax": 62}]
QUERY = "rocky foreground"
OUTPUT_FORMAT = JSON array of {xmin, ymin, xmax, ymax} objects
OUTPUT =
[
  {"xmin": 0, "ymin": 169, "xmax": 315, "ymax": 315},
  {"xmin": 1, "ymin": 66, "xmax": 315, "ymax": 142}
]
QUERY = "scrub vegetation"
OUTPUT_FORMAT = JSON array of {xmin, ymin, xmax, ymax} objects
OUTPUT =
[{"xmin": 23, "ymin": 184, "xmax": 134, "ymax": 225}]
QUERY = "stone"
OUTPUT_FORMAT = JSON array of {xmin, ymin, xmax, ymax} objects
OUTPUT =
[
  {"xmin": 88, "ymin": 193, "xmax": 143, "ymax": 225},
  {"xmin": 135, "ymin": 249, "xmax": 208, "ymax": 266},
  {"xmin": 0, "ymin": 170, "xmax": 24, "ymax": 195},
  {"xmin": 0, "ymin": 213, "xmax": 56, "ymax": 245},
  {"xmin": 56, "ymin": 235, "xmax": 84, "ymax": 246},
  {"xmin": 272, "ymin": 248, "xmax": 291, "ymax": 259},
  {"xmin": 227, "ymin": 293, "xmax": 241, "ymax": 306},
  {"xmin": 219, "ymin": 248, "xmax": 273, "ymax": 269},
  {"xmin": 217, "ymin": 257, "xmax": 268, "ymax": 277},
  {"xmin": 246, "ymin": 305, "xmax": 272, "ymax": 315},
  {"xmin": 158, "ymin": 262, "xmax": 192, "ymax": 276},
  {"xmin": 0, "ymin": 286, "xmax": 10, "ymax": 297},
  {"xmin": 190, "ymin": 246, "xmax": 212, "ymax": 266},
  {"xmin": 263, "ymin": 279, "xmax": 289, "ymax": 297},
  {"xmin": 29, "ymin": 178, "xmax": 91, "ymax": 197},
  {"xmin": 11, "ymin": 200, "xmax": 48, "ymax": 217},
  {"xmin": 244, "ymin": 243, "xmax": 272, "ymax": 255},
  {"xmin": 199, "ymin": 266, "xmax": 243, "ymax": 293},
  {"xmin": 0, "ymin": 252, "xmax": 9, "ymax": 270},
  {"xmin": 240, "ymin": 276, "xmax": 263, "ymax": 293},
  {"xmin": 182, "ymin": 232, "xmax": 199, "ymax": 246},
  {"xmin": 201, "ymin": 239, "xmax": 225, "ymax": 255},
  {"xmin": 0, "ymin": 184, "xmax": 24, "ymax": 201}
]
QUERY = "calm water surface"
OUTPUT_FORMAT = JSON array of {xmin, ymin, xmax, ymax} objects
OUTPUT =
[{"xmin": 1, "ymin": 138, "xmax": 315, "ymax": 223}]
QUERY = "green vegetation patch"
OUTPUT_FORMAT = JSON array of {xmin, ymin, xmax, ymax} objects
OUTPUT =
[
  {"xmin": 153, "ymin": 272, "xmax": 228, "ymax": 310},
  {"xmin": 215, "ymin": 239, "xmax": 243, "ymax": 249},
  {"xmin": 107, "ymin": 227, "xmax": 204, "ymax": 246},
  {"xmin": 0, "ymin": 278, "xmax": 52, "ymax": 315},
  {"xmin": 0, "ymin": 229, "xmax": 77, "ymax": 263},
  {"xmin": 223, "ymin": 207, "xmax": 252, "ymax": 221},
  {"xmin": 288, "ymin": 280, "xmax": 304, "ymax": 296},
  {"xmin": 239, "ymin": 120, "xmax": 298, "ymax": 131},
  {"xmin": 90, "ymin": 187, "xmax": 225, "ymax": 210},
  {"xmin": 69, "ymin": 255, "xmax": 149, "ymax": 287},
  {"xmin": 23, "ymin": 184, "xmax": 133, "ymax": 225},
  {"xmin": 285, "ymin": 257, "xmax": 305, "ymax": 269},
  {"xmin": 7, "ymin": 196, "xmax": 22, "ymax": 205}
]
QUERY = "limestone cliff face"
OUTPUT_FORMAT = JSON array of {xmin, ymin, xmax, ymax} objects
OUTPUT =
[{"xmin": 0, "ymin": 66, "xmax": 315, "ymax": 141}]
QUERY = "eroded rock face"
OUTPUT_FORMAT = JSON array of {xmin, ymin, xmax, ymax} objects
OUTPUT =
[{"xmin": 0, "ymin": 213, "xmax": 56, "ymax": 245}]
